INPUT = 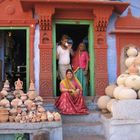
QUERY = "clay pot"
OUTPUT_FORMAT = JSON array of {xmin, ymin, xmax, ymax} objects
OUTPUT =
[
  {"xmin": 0, "ymin": 108, "xmax": 9, "ymax": 122},
  {"xmin": 107, "ymin": 99, "xmax": 118, "ymax": 113},
  {"xmin": 135, "ymin": 53, "xmax": 140, "ymax": 65},
  {"xmin": 17, "ymin": 107, "xmax": 22, "ymax": 114},
  {"xmin": 11, "ymin": 97, "xmax": 22, "ymax": 108},
  {"xmin": 27, "ymin": 90, "xmax": 37, "ymax": 100},
  {"xmin": 126, "ymin": 46, "xmax": 138, "ymax": 57},
  {"xmin": 20, "ymin": 104, "xmax": 27, "ymax": 112},
  {"xmin": 0, "ymin": 97, "xmax": 10, "ymax": 107},
  {"xmin": 0, "ymin": 108, "xmax": 9, "ymax": 114},
  {"xmin": 13, "ymin": 90, "xmax": 24, "ymax": 98},
  {"xmin": 105, "ymin": 84, "xmax": 117, "ymax": 98},
  {"xmin": 113, "ymin": 86, "xmax": 125, "ymax": 99},
  {"xmin": 37, "ymin": 106, "xmax": 45, "ymax": 113},
  {"xmin": 1, "ymin": 88, "xmax": 8, "ymax": 97},
  {"xmin": 116, "ymin": 74, "xmax": 129, "ymax": 86},
  {"xmin": 9, "ymin": 108, "xmax": 17, "ymax": 116},
  {"xmin": 35, "ymin": 100, "xmax": 43, "ymax": 106},
  {"xmin": 53, "ymin": 112, "xmax": 61, "ymax": 121},
  {"xmin": 125, "ymin": 56, "xmax": 136, "ymax": 68},
  {"xmin": 0, "ymin": 114, "xmax": 9, "ymax": 122},
  {"xmin": 24, "ymin": 99, "xmax": 33, "ymax": 106},
  {"xmin": 118, "ymin": 88, "xmax": 137, "ymax": 100},
  {"xmin": 15, "ymin": 114, "xmax": 22, "ymax": 122},
  {"xmin": 41, "ymin": 113, "xmax": 47, "ymax": 121},
  {"xmin": 14, "ymin": 79, "xmax": 23, "ymax": 90},
  {"xmin": 35, "ymin": 96, "xmax": 43, "ymax": 102},
  {"xmin": 97, "ymin": 95, "xmax": 111, "ymax": 110},
  {"xmin": 20, "ymin": 93, "xmax": 27, "ymax": 101},
  {"xmin": 125, "ymin": 75, "xmax": 140, "ymax": 90},
  {"xmin": 128, "ymin": 64, "xmax": 139, "ymax": 75},
  {"xmin": 46, "ymin": 111, "xmax": 54, "ymax": 122},
  {"xmin": 29, "ymin": 80, "xmax": 35, "ymax": 90},
  {"xmin": 9, "ymin": 115, "xmax": 15, "ymax": 122}
]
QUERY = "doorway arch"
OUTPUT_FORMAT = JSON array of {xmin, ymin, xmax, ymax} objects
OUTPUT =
[{"xmin": 52, "ymin": 20, "xmax": 94, "ymax": 96}]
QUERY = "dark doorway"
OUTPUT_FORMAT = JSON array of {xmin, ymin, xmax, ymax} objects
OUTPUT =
[
  {"xmin": 56, "ymin": 24, "xmax": 89, "ymax": 96},
  {"xmin": 56, "ymin": 24, "xmax": 89, "ymax": 51},
  {"xmin": 0, "ymin": 30, "xmax": 26, "ymax": 91}
]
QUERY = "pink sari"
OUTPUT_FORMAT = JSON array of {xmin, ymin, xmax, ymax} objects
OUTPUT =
[{"xmin": 55, "ymin": 77, "xmax": 89, "ymax": 115}]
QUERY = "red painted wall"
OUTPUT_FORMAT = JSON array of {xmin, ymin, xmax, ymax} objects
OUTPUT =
[{"xmin": 0, "ymin": 0, "xmax": 129, "ymax": 101}]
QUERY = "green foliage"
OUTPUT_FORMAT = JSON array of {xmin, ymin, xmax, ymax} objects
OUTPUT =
[{"xmin": 15, "ymin": 133, "xmax": 27, "ymax": 140}]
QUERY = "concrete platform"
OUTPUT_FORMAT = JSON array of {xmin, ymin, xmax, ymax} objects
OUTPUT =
[
  {"xmin": 64, "ymin": 135, "xmax": 106, "ymax": 140},
  {"xmin": 0, "ymin": 121, "xmax": 62, "ymax": 140}
]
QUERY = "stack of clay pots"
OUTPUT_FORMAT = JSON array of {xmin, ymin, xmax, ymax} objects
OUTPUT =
[
  {"xmin": 97, "ymin": 45, "xmax": 140, "ymax": 113},
  {"xmin": 0, "ymin": 79, "xmax": 61, "ymax": 123}
]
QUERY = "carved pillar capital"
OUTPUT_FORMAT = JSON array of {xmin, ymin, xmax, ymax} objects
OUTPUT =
[
  {"xmin": 39, "ymin": 15, "xmax": 52, "ymax": 31},
  {"xmin": 93, "ymin": 6, "xmax": 113, "ymax": 48},
  {"xmin": 38, "ymin": 15, "xmax": 53, "ymax": 45}
]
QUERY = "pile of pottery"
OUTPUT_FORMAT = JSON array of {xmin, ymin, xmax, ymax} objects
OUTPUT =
[
  {"xmin": 97, "ymin": 45, "xmax": 140, "ymax": 113},
  {"xmin": 0, "ymin": 79, "xmax": 61, "ymax": 123}
]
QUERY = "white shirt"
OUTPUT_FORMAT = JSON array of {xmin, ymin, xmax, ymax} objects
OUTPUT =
[{"xmin": 57, "ymin": 45, "xmax": 70, "ymax": 65}]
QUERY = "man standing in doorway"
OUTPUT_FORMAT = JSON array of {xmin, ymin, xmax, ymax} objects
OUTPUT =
[{"xmin": 56, "ymin": 34, "xmax": 73, "ymax": 80}]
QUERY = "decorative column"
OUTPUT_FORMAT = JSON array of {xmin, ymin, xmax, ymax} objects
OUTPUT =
[
  {"xmin": 93, "ymin": 6, "xmax": 113, "ymax": 96},
  {"xmin": 38, "ymin": 7, "xmax": 55, "ymax": 102},
  {"xmin": 29, "ymin": 24, "xmax": 35, "ymax": 82}
]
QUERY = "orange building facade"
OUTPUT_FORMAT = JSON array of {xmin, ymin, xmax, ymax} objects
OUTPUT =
[{"xmin": 0, "ymin": 0, "xmax": 130, "ymax": 101}]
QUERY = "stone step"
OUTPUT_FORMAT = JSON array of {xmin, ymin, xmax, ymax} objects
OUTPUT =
[
  {"xmin": 43, "ymin": 103, "xmax": 57, "ymax": 112},
  {"xmin": 64, "ymin": 135, "xmax": 106, "ymax": 140},
  {"xmin": 62, "ymin": 111, "xmax": 101, "ymax": 123},
  {"xmin": 43, "ymin": 96, "xmax": 99, "ymax": 112},
  {"xmin": 63, "ymin": 121, "xmax": 104, "ymax": 136}
]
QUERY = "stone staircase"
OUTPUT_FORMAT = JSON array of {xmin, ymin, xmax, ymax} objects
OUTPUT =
[
  {"xmin": 62, "ymin": 96, "xmax": 106, "ymax": 140},
  {"xmin": 62, "ymin": 111, "xmax": 106, "ymax": 140},
  {"xmin": 44, "ymin": 96, "xmax": 106, "ymax": 140}
]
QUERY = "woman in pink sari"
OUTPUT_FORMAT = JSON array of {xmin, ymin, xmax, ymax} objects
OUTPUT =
[
  {"xmin": 72, "ymin": 42, "xmax": 89, "ymax": 96},
  {"xmin": 55, "ymin": 69, "xmax": 89, "ymax": 115}
]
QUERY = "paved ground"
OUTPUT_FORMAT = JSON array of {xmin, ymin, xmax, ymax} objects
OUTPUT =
[{"xmin": 64, "ymin": 135, "xmax": 106, "ymax": 140}]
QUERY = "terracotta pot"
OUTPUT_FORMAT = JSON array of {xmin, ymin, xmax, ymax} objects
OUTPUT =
[
  {"xmin": 9, "ymin": 108, "xmax": 17, "ymax": 116},
  {"xmin": 11, "ymin": 97, "xmax": 22, "ymax": 108},
  {"xmin": 41, "ymin": 113, "xmax": 47, "ymax": 121},
  {"xmin": 0, "ymin": 114, "xmax": 9, "ymax": 122},
  {"xmin": 14, "ymin": 79, "xmax": 23, "ymax": 90},
  {"xmin": 20, "ymin": 94, "xmax": 27, "ymax": 101},
  {"xmin": 9, "ymin": 115, "xmax": 15, "ymax": 122},
  {"xmin": 0, "ymin": 98, "xmax": 10, "ymax": 107},
  {"xmin": 1, "ymin": 89, "xmax": 8, "ymax": 97},
  {"xmin": 0, "ymin": 108, "xmax": 9, "ymax": 114},
  {"xmin": 37, "ymin": 106, "xmax": 45, "ymax": 113},
  {"xmin": 27, "ymin": 90, "xmax": 37, "ymax": 100},
  {"xmin": 128, "ymin": 64, "xmax": 139, "ymax": 75}
]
